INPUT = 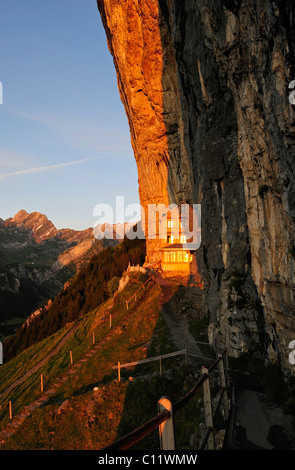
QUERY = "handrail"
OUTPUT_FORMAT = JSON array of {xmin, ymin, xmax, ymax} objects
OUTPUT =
[
  {"xmin": 222, "ymin": 385, "xmax": 237, "ymax": 450},
  {"xmin": 103, "ymin": 409, "xmax": 171, "ymax": 451},
  {"xmin": 102, "ymin": 349, "xmax": 229, "ymax": 451},
  {"xmin": 173, "ymin": 372, "xmax": 208, "ymax": 413},
  {"xmin": 198, "ymin": 426, "xmax": 213, "ymax": 450},
  {"xmin": 113, "ymin": 349, "xmax": 186, "ymax": 371},
  {"xmin": 125, "ymin": 275, "xmax": 154, "ymax": 310},
  {"xmin": 207, "ymin": 348, "xmax": 227, "ymax": 373}
]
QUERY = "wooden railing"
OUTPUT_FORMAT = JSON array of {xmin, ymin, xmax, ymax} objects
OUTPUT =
[
  {"xmin": 125, "ymin": 275, "xmax": 155, "ymax": 310},
  {"xmin": 103, "ymin": 349, "xmax": 230, "ymax": 451},
  {"xmin": 114, "ymin": 347, "xmax": 188, "ymax": 382}
]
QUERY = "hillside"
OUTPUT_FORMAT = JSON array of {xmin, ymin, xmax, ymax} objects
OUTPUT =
[
  {"xmin": 0, "ymin": 210, "xmax": 118, "ymax": 338},
  {"xmin": 3, "ymin": 232, "xmax": 146, "ymax": 361},
  {"xmin": 0, "ymin": 268, "xmax": 294, "ymax": 450},
  {"xmin": 0, "ymin": 271, "xmax": 204, "ymax": 450}
]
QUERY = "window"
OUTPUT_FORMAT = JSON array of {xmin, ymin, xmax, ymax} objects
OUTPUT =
[
  {"xmin": 180, "ymin": 235, "xmax": 187, "ymax": 244},
  {"xmin": 168, "ymin": 220, "xmax": 173, "ymax": 228},
  {"xmin": 164, "ymin": 251, "xmax": 176, "ymax": 262},
  {"xmin": 180, "ymin": 220, "xmax": 186, "ymax": 228},
  {"xmin": 181, "ymin": 205, "xmax": 186, "ymax": 214}
]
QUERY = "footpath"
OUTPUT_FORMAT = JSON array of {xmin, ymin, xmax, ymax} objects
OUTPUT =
[
  {"xmin": 153, "ymin": 271, "xmax": 295, "ymax": 450},
  {"xmin": 153, "ymin": 272, "xmax": 211, "ymax": 372},
  {"xmin": 231, "ymin": 371, "xmax": 295, "ymax": 450}
]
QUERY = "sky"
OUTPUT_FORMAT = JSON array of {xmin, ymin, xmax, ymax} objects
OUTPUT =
[{"xmin": 0, "ymin": 0, "xmax": 140, "ymax": 230}]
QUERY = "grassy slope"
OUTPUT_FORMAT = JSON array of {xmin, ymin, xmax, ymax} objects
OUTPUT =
[
  {"xmin": 3, "ymin": 235, "xmax": 146, "ymax": 359},
  {"xmin": 0, "ymin": 272, "xmax": 205, "ymax": 450}
]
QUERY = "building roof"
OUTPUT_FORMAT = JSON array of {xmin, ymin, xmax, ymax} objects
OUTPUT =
[
  {"xmin": 160, "ymin": 243, "xmax": 199, "ymax": 251},
  {"xmin": 159, "ymin": 201, "xmax": 190, "ymax": 221}
]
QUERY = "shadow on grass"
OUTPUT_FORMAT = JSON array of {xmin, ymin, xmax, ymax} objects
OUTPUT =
[{"xmin": 110, "ymin": 280, "xmax": 207, "ymax": 451}]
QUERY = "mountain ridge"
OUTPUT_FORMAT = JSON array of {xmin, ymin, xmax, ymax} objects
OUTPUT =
[{"xmin": 0, "ymin": 210, "xmax": 119, "ymax": 336}]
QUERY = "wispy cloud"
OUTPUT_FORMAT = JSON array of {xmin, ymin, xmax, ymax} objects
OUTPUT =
[
  {"xmin": 0, "ymin": 149, "xmax": 38, "ymax": 170},
  {"xmin": 0, "ymin": 157, "xmax": 95, "ymax": 180},
  {"xmin": 9, "ymin": 107, "xmax": 131, "ymax": 155}
]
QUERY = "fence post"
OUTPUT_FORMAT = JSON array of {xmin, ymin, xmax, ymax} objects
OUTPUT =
[
  {"xmin": 9, "ymin": 401, "xmax": 12, "ymax": 420},
  {"xmin": 158, "ymin": 397, "xmax": 175, "ymax": 450},
  {"xmin": 185, "ymin": 339, "xmax": 188, "ymax": 365},
  {"xmin": 93, "ymin": 331, "xmax": 95, "ymax": 344},
  {"xmin": 224, "ymin": 350, "xmax": 229, "ymax": 385},
  {"xmin": 201, "ymin": 367, "xmax": 215, "ymax": 450},
  {"xmin": 126, "ymin": 301, "xmax": 129, "ymax": 311},
  {"xmin": 218, "ymin": 354, "xmax": 230, "ymax": 420},
  {"xmin": 110, "ymin": 314, "xmax": 112, "ymax": 329},
  {"xmin": 41, "ymin": 374, "xmax": 44, "ymax": 392},
  {"xmin": 118, "ymin": 362, "xmax": 121, "ymax": 382},
  {"xmin": 159, "ymin": 355, "xmax": 162, "ymax": 377},
  {"xmin": 70, "ymin": 351, "xmax": 73, "ymax": 365}
]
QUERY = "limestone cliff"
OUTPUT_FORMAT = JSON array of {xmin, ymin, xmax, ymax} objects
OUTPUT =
[{"xmin": 97, "ymin": 0, "xmax": 295, "ymax": 371}]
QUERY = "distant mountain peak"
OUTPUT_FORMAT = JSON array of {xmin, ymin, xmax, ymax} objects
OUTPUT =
[
  {"xmin": 6, "ymin": 210, "xmax": 57, "ymax": 242},
  {"xmin": 12, "ymin": 209, "xmax": 30, "ymax": 223}
]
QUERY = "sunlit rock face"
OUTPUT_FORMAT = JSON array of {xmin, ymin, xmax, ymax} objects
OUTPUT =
[
  {"xmin": 97, "ymin": 0, "xmax": 194, "ymax": 263},
  {"xmin": 97, "ymin": 0, "xmax": 295, "ymax": 371}
]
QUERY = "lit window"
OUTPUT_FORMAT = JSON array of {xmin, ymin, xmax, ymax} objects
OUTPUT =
[
  {"xmin": 170, "ymin": 236, "xmax": 174, "ymax": 243},
  {"xmin": 168, "ymin": 220, "xmax": 173, "ymax": 228},
  {"xmin": 180, "ymin": 235, "xmax": 187, "ymax": 244},
  {"xmin": 165, "ymin": 251, "xmax": 170, "ymax": 262}
]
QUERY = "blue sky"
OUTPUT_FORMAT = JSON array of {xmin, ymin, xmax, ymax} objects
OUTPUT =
[{"xmin": 0, "ymin": 0, "xmax": 139, "ymax": 230}]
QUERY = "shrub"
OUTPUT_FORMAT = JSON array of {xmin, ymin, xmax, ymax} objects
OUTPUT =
[{"xmin": 107, "ymin": 276, "xmax": 120, "ymax": 296}]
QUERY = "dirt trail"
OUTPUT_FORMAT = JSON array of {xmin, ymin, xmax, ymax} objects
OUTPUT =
[
  {"xmin": 231, "ymin": 372, "xmax": 295, "ymax": 450},
  {"xmin": 153, "ymin": 272, "xmax": 209, "ymax": 370},
  {"xmin": 154, "ymin": 272, "xmax": 295, "ymax": 450}
]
